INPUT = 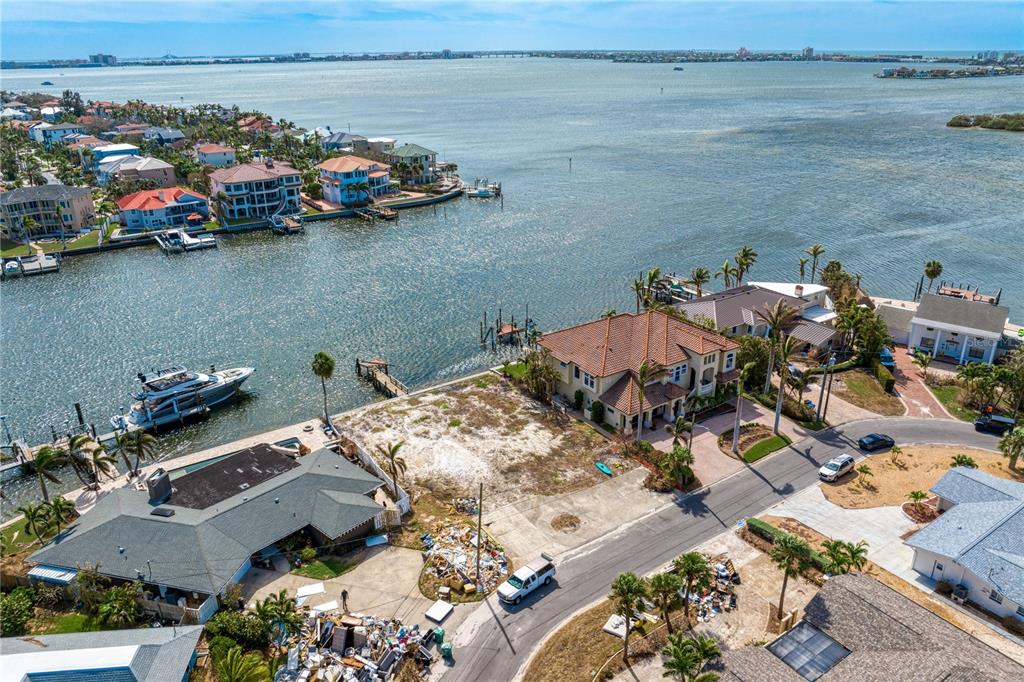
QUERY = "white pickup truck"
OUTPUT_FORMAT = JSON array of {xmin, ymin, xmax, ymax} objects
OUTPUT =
[{"xmin": 497, "ymin": 553, "xmax": 555, "ymax": 605}]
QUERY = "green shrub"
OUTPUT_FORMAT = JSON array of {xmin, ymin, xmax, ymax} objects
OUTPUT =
[
  {"xmin": 208, "ymin": 635, "xmax": 239, "ymax": 663},
  {"xmin": 590, "ymin": 401, "xmax": 605, "ymax": 424},
  {"xmin": 935, "ymin": 580, "xmax": 954, "ymax": 596},
  {"xmin": 871, "ymin": 359, "xmax": 895, "ymax": 394},
  {"xmin": 0, "ymin": 587, "xmax": 36, "ymax": 636},
  {"xmin": 299, "ymin": 547, "xmax": 317, "ymax": 563},
  {"xmin": 744, "ymin": 518, "xmax": 828, "ymax": 573},
  {"xmin": 804, "ymin": 357, "xmax": 858, "ymax": 377},
  {"xmin": 573, "ymin": 389, "xmax": 584, "ymax": 411},
  {"xmin": 205, "ymin": 610, "xmax": 271, "ymax": 650}
]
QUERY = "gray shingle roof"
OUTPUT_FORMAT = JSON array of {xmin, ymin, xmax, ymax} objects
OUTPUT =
[
  {"xmin": 719, "ymin": 574, "xmax": 1024, "ymax": 681},
  {"xmin": 930, "ymin": 467, "xmax": 1024, "ymax": 505},
  {"xmin": 29, "ymin": 448, "xmax": 384, "ymax": 595},
  {"xmin": 875, "ymin": 303, "xmax": 916, "ymax": 334},
  {"xmin": 0, "ymin": 185, "xmax": 92, "ymax": 205},
  {"xmin": 4, "ymin": 626, "xmax": 202, "ymax": 682},
  {"xmin": 678, "ymin": 285, "xmax": 807, "ymax": 331},
  {"xmin": 913, "ymin": 294, "xmax": 1009, "ymax": 335}
]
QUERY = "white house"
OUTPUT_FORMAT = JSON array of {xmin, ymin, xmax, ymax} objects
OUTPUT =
[
  {"xmin": 908, "ymin": 294, "xmax": 1009, "ymax": 364},
  {"xmin": 196, "ymin": 143, "xmax": 236, "ymax": 167},
  {"xmin": 1, "ymin": 106, "xmax": 32, "ymax": 120},
  {"xmin": 91, "ymin": 143, "xmax": 141, "ymax": 167},
  {"xmin": 316, "ymin": 155, "xmax": 391, "ymax": 204},
  {"xmin": 39, "ymin": 105, "xmax": 65, "ymax": 122},
  {"xmin": 117, "ymin": 187, "xmax": 210, "ymax": 231},
  {"xmin": 905, "ymin": 467, "xmax": 1024, "ymax": 622},
  {"xmin": 30, "ymin": 122, "xmax": 86, "ymax": 148}
]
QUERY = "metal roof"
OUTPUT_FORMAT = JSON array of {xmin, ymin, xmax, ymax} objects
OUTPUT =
[{"xmin": 27, "ymin": 564, "xmax": 78, "ymax": 584}]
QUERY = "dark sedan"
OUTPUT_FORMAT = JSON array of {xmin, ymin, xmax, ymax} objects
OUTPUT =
[{"xmin": 858, "ymin": 433, "xmax": 895, "ymax": 451}]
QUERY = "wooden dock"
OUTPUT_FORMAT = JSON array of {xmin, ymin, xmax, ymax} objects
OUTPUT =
[
  {"xmin": 355, "ymin": 358, "xmax": 409, "ymax": 398},
  {"xmin": 354, "ymin": 206, "xmax": 398, "ymax": 222}
]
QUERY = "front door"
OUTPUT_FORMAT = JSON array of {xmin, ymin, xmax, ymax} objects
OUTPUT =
[{"xmin": 931, "ymin": 560, "xmax": 945, "ymax": 580}]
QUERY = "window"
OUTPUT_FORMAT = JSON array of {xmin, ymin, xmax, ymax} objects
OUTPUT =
[
  {"xmin": 607, "ymin": 407, "xmax": 614, "ymax": 414},
  {"xmin": 989, "ymin": 589, "xmax": 1003, "ymax": 604},
  {"xmin": 1017, "ymin": 605, "xmax": 1024, "ymax": 617},
  {"xmin": 559, "ymin": 361, "xmax": 567, "ymax": 368},
  {"xmin": 935, "ymin": 562, "xmax": 944, "ymax": 572},
  {"xmin": 725, "ymin": 353, "xmax": 735, "ymax": 370},
  {"xmin": 583, "ymin": 373, "xmax": 595, "ymax": 389},
  {"xmin": 574, "ymin": 366, "xmax": 580, "ymax": 379},
  {"xmin": 672, "ymin": 364, "xmax": 685, "ymax": 383},
  {"xmin": 704, "ymin": 354, "xmax": 715, "ymax": 364},
  {"xmin": 730, "ymin": 326, "xmax": 738, "ymax": 335}
]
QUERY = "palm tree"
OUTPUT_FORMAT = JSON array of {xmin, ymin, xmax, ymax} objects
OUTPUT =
[
  {"xmin": 805, "ymin": 244, "xmax": 825, "ymax": 281},
  {"xmin": 376, "ymin": 441, "xmax": 407, "ymax": 502},
  {"xmin": 911, "ymin": 350, "xmax": 932, "ymax": 382},
  {"xmin": 999, "ymin": 426, "xmax": 1024, "ymax": 470},
  {"xmin": 116, "ymin": 430, "xmax": 157, "ymax": 478},
  {"xmin": 348, "ymin": 180, "xmax": 371, "ymax": 204},
  {"xmin": 18, "ymin": 503, "xmax": 52, "ymax": 547},
  {"xmin": 31, "ymin": 446, "xmax": 67, "ymax": 502},
  {"xmin": 665, "ymin": 416, "xmax": 689, "ymax": 447},
  {"xmin": 770, "ymin": 533, "xmax": 812, "ymax": 619},
  {"xmin": 950, "ymin": 453, "xmax": 977, "ymax": 468},
  {"xmin": 215, "ymin": 647, "xmax": 270, "ymax": 682},
  {"xmin": 924, "ymin": 260, "xmax": 943, "ymax": 292},
  {"xmin": 610, "ymin": 572, "xmax": 649, "ymax": 663},
  {"xmin": 649, "ymin": 572, "xmax": 682, "ymax": 633},
  {"xmin": 631, "ymin": 278, "xmax": 647, "ymax": 313},
  {"xmin": 662, "ymin": 445, "xmax": 695, "ymax": 488},
  {"xmin": 681, "ymin": 634, "xmax": 722, "ymax": 676},
  {"xmin": 84, "ymin": 445, "xmax": 117, "ymax": 488},
  {"xmin": 311, "ymin": 351, "xmax": 336, "ymax": 423},
  {"xmin": 634, "ymin": 359, "xmax": 664, "ymax": 441},
  {"xmin": 673, "ymin": 552, "xmax": 711, "ymax": 623},
  {"xmin": 66, "ymin": 433, "xmax": 98, "ymax": 487},
  {"xmin": 756, "ymin": 300, "xmax": 799, "ymax": 395},
  {"xmin": 688, "ymin": 267, "xmax": 711, "ymax": 297},
  {"xmin": 772, "ymin": 335, "xmax": 799, "ymax": 435},
  {"xmin": 732, "ymin": 363, "xmax": 755, "ymax": 456},
  {"xmin": 857, "ymin": 464, "xmax": 874, "ymax": 488},
  {"xmin": 98, "ymin": 582, "xmax": 141, "ymax": 627},
  {"xmin": 733, "ymin": 245, "xmax": 758, "ymax": 283},
  {"xmin": 798, "ymin": 257, "xmax": 809, "ymax": 283},
  {"xmin": 713, "ymin": 260, "xmax": 736, "ymax": 289},
  {"xmin": 661, "ymin": 637, "xmax": 703, "ymax": 681},
  {"xmin": 844, "ymin": 540, "xmax": 869, "ymax": 570},
  {"xmin": 47, "ymin": 496, "xmax": 75, "ymax": 535}
]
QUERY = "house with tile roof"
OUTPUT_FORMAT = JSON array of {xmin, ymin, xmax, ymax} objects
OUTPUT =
[
  {"xmin": 117, "ymin": 188, "xmax": 209, "ymax": 231},
  {"xmin": 718, "ymin": 573, "xmax": 1023, "ymax": 681},
  {"xmin": 317, "ymin": 155, "xmax": 391, "ymax": 204},
  {"xmin": 387, "ymin": 143, "xmax": 437, "ymax": 184},
  {"xmin": 97, "ymin": 155, "xmax": 176, "ymax": 188},
  {"xmin": 2, "ymin": 625, "xmax": 203, "ymax": 682},
  {"xmin": 1, "ymin": 185, "xmax": 96, "ymax": 240},
  {"xmin": 28, "ymin": 445, "xmax": 387, "ymax": 623},
  {"xmin": 539, "ymin": 310, "xmax": 740, "ymax": 433},
  {"xmin": 905, "ymin": 467, "xmax": 1024, "ymax": 621},
  {"xmin": 196, "ymin": 143, "xmax": 236, "ymax": 167},
  {"xmin": 209, "ymin": 158, "xmax": 302, "ymax": 221}
]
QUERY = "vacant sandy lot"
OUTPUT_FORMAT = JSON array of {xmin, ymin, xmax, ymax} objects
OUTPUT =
[
  {"xmin": 820, "ymin": 445, "xmax": 1023, "ymax": 509},
  {"xmin": 336, "ymin": 373, "xmax": 630, "ymax": 507}
]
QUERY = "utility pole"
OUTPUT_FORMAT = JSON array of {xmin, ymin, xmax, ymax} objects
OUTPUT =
[
  {"xmin": 816, "ymin": 354, "xmax": 835, "ymax": 422},
  {"xmin": 475, "ymin": 482, "xmax": 484, "ymax": 593},
  {"xmin": 822, "ymin": 370, "xmax": 835, "ymax": 423}
]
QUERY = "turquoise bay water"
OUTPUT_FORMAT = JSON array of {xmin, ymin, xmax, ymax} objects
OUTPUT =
[{"xmin": 1, "ymin": 59, "xmax": 1021, "ymax": 506}]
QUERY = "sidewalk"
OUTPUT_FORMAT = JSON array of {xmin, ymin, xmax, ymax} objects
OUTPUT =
[{"xmin": 892, "ymin": 348, "xmax": 953, "ymax": 419}]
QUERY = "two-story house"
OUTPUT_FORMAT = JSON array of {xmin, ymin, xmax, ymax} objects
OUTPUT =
[
  {"xmin": 0, "ymin": 185, "xmax": 96, "ymax": 240},
  {"xmin": 144, "ymin": 127, "xmax": 186, "ymax": 146},
  {"xmin": 539, "ymin": 310, "xmax": 740, "ymax": 433},
  {"xmin": 30, "ymin": 122, "xmax": 86, "ymax": 148},
  {"xmin": 96, "ymin": 155, "xmax": 176, "ymax": 188},
  {"xmin": 387, "ymin": 143, "xmax": 437, "ymax": 184},
  {"xmin": 209, "ymin": 158, "xmax": 302, "ymax": 221},
  {"xmin": 90, "ymin": 143, "xmax": 141, "ymax": 167},
  {"xmin": 316, "ymin": 156, "xmax": 391, "ymax": 205},
  {"xmin": 117, "ymin": 187, "xmax": 210, "ymax": 231},
  {"xmin": 196, "ymin": 143, "xmax": 236, "ymax": 168},
  {"xmin": 322, "ymin": 132, "xmax": 369, "ymax": 153}
]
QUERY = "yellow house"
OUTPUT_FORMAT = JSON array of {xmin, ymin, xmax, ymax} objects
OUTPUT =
[{"xmin": 539, "ymin": 310, "xmax": 740, "ymax": 433}]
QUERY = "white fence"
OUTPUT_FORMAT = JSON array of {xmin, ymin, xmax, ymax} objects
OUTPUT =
[{"xmin": 345, "ymin": 439, "xmax": 412, "ymax": 518}]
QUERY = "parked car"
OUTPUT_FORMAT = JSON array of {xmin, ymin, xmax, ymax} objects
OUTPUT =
[
  {"xmin": 497, "ymin": 553, "xmax": 555, "ymax": 605},
  {"xmin": 818, "ymin": 454, "xmax": 856, "ymax": 482},
  {"xmin": 787, "ymin": 363, "xmax": 804, "ymax": 379},
  {"xmin": 878, "ymin": 347, "xmax": 896, "ymax": 369},
  {"xmin": 974, "ymin": 414, "xmax": 1017, "ymax": 436},
  {"xmin": 858, "ymin": 433, "xmax": 895, "ymax": 451}
]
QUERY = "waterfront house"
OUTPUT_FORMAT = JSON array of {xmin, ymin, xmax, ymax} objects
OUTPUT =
[
  {"xmin": 30, "ymin": 122, "xmax": 86, "ymax": 147},
  {"xmin": 387, "ymin": 143, "xmax": 437, "ymax": 184},
  {"xmin": 236, "ymin": 115, "xmax": 281, "ymax": 136},
  {"xmin": 323, "ymin": 131, "xmax": 369, "ymax": 153},
  {"xmin": 316, "ymin": 155, "xmax": 392, "ymax": 204},
  {"xmin": 368, "ymin": 136, "xmax": 397, "ymax": 154},
  {"xmin": 907, "ymin": 293, "xmax": 1009, "ymax": 364},
  {"xmin": 209, "ymin": 158, "xmax": 302, "ymax": 221},
  {"xmin": 28, "ymin": 445, "xmax": 387, "ymax": 624},
  {"xmin": 3, "ymin": 626, "xmax": 203, "ymax": 682},
  {"xmin": 117, "ymin": 187, "xmax": 210, "ymax": 231},
  {"xmin": 905, "ymin": 468, "xmax": 1024, "ymax": 622},
  {"xmin": 91, "ymin": 142, "xmax": 141, "ymax": 166},
  {"xmin": 196, "ymin": 143, "xmax": 236, "ymax": 167},
  {"xmin": 676, "ymin": 283, "xmax": 837, "ymax": 353},
  {"xmin": 97, "ymin": 155, "xmax": 176, "ymax": 188},
  {"xmin": 0, "ymin": 185, "xmax": 96, "ymax": 240},
  {"xmin": 718, "ymin": 573, "xmax": 1023, "ymax": 681},
  {"xmin": 144, "ymin": 126, "xmax": 186, "ymax": 146},
  {"xmin": 538, "ymin": 310, "xmax": 739, "ymax": 433}
]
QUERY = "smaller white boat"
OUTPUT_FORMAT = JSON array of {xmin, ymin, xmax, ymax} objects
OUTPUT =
[
  {"xmin": 466, "ymin": 185, "xmax": 495, "ymax": 198},
  {"xmin": 154, "ymin": 229, "xmax": 217, "ymax": 252},
  {"xmin": 3, "ymin": 261, "xmax": 22, "ymax": 278}
]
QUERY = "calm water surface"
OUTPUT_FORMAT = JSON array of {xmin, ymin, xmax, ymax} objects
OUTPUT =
[{"xmin": 1, "ymin": 59, "xmax": 1022, "ymax": 508}]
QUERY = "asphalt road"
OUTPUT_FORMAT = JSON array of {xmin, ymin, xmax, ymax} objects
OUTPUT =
[{"xmin": 441, "ymin": 417, "xmax": 1000, "ymax": 682}]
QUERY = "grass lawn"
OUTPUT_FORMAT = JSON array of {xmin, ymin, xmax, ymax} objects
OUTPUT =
[
  {"xmin": 203, "ymin": 220, "xmax": 220, "ymax": 231},
  {"xmin": 929, "ymin": 384, "xmax": 978, "ymax": 422},
  {"xmin": 30, "ymin": 611, "xmax": 108, "ymax": 635},
  {"xmin": 832, "ymin": 369, "xmax": 905, "ymax": 416},
  {"xmin": 291, "ymin": 557, "xmax": 355, "ymax": 580},
  {"xmin": 303, "ymin": 207, "xmax": 323, "ymax": 215},
  {"xmin": 743, "ymin": 434, "xmax": 792, "ymax": 463},
  {"xmin": 500, "ymin": 361, "xmax": 527, "ymax": 380},
  {"xmin": 1, "ymin": 237, "xmax": 33, "ymax": 257},
  {"xmin": 1, "ymin": 515, "xmax": 52, "ymax": 555}
]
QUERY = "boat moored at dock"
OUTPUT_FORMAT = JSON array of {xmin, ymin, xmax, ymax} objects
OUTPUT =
[
  {"xmin": 153, "ymin": 229, "xmax": 217, "ymax": 253},
  {"xmin": 111, "ymin": 365, "xmax": 254, "ymax": 432}
]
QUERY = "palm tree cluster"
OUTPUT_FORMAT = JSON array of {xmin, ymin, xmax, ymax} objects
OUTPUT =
[
  {"xmin": 253, "ymin": 589, "xmax": 303, "ymax": 651},
  {"xmin": 1000, "ymin": 426, "xmax": 1024, "ymax": 470},
  {"xmin": 30, "ymin": 434, "xmax": 121, "ymax": 503},
  {"xmin": 521, "ymin": 347, "xmax": 561, "ymax": 402},
  {"xmin": 819, "ymin": 539, "xmax": 869, "ymax": 575},
  {"xmin": 15, "ymin": 497, "xmax": 77, "ymax": 547},
  {"xmin": 662, "ymin": 632, "xmax": 722, "ymax": 682}
]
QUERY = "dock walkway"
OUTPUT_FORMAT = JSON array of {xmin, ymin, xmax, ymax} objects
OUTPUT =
[{"xmin": 355, "ymin": 358, "xmax": 408, "ymax": 398}]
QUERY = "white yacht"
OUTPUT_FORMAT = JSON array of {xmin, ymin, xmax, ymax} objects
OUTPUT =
[
  {"xmin": 154, "ymin": 229, "xmax": 217, "ymax": 253},
  {"xmin": 111, "ymin": 365, "xmax": 254, "ymax": 432}
]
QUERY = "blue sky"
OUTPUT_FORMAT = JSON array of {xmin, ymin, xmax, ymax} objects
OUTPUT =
[{"xmin": 2, "ymin": 1, "xmax": 1021, "ymax": 60}]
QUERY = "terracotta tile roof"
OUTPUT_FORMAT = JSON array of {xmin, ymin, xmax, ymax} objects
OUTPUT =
[
  {"xmin": 600, "ymin": 374, "xmax": 687, "ymax": 415},
  {"xmin": 317, "ymin": 155, "xmax": 389, "ymax": 174},
  {"xmin": 197, "ymin": 143, "xmax": 234, "ymax": 154},
  {"xmin": 67, "ymin": 135, "xmax": 106, "ymax": 149},
  {"xmin": 539, "ymin": 310, "xmax": 739, "ymax": 378},
  {"xmin": 210, "ymin": 160, "xmax": 299, "ymax": 184},
  {"xmin": 117, "ymin": 187, "xmax": 207, "ymax": 211}
]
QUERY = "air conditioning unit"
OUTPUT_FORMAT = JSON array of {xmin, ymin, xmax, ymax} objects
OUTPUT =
[
  {"xmin": 146, "ymin": 468, "xmax": 172, "ymax": 504},
  {"xmin": 951, "ymin": 584, "xmax": 968, "ymax": 604}
]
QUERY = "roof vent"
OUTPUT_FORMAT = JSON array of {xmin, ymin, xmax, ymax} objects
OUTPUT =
[
  {"xmin": 794, "ymin": 284, "xmax": 804, "ymax": 298},
  {"xmin": 150, "ymin": 507, "xmax": 175, "ymax": 518}
]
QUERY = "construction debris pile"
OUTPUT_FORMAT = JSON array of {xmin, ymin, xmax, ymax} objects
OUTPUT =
[
  {"xmin": 275, "ymin": 612, "xmax": 445, "ymax": 682},
  {"xmin": 421, "ymin": 523, "xmax": 509, "ymax": 596},
  {"xmin": 452, "ymin": 497, "xmax": 479, "ymax": 515},
  {"xmin": 690, "ymin": 554, "xmax": 740, "ymax": 623}
]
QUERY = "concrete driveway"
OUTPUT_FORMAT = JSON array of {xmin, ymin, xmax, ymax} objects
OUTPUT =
[{"xmin": 763, "ymin": 485, "xmax": 919, "ymax": 583}]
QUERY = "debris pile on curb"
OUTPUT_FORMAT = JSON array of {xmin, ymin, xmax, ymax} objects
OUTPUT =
[
  {"xmin": 421, "ymin": 523, "xmax": 508, "ymax": 595},
  {"xmin": 691, "ymin": 554, "xmax": 741, "ymax": 623}
]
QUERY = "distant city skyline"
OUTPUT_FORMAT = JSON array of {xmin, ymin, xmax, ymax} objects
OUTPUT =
[{"xmin": 2, "ymin": 1, "xmax": 1021, "ymax": 62}]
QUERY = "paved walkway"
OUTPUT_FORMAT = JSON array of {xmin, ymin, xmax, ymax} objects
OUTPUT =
[{"xmin": 892, "ymin": 347, "xmax": 953, "ymax": 419}]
